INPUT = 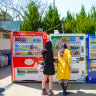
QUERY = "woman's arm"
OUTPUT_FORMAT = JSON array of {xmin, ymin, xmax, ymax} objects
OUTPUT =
[
  {"xmin": 67, "ymin": 50, "xmax": 72, "ymax": 67},
  {"xmin": 67, "ymin": 50, "xmax": 72, "ymax": 73}
]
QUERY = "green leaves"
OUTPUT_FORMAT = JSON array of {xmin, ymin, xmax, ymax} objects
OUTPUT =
[
  {"xmin": 43, "ymin": 5, "xmax": 62, "ymax": 34},
  {"xmin": 19, "ymin": 1, "xmax": 41, "ymax": 31},
  {"xmin": 63, "ymin": 5, "xmax": 96, "ymax": 34},
  {"xmin": 19, "ymin": 1, "xmax": 96, "ymax": 34}
]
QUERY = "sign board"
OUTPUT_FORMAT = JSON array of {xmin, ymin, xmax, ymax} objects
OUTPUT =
[
  {"xmin": 38, "ymin": 28, "xmax": 43, "ymax": 32},
  {"xmin": 54, "ymin": 30, "xmax": 59, "ymax": 34}
]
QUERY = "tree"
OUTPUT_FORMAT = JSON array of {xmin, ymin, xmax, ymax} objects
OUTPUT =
[
  {"xmin": 0, "ymin": 0, "xmax": 22, "ymax": 20},
  {"xmin": 63, "ymin": 11, "xmax": 76, "ymax": 33},
  {"xmin": 0, "ymin": 0, "xmax": 47, "ymax": 21},
  {"xmin": 62, "ymin": 5, "xmax": 96, "ymax": 34},
  {"xmin": 0, "ymin": 11, "xmax": 13, "ymax": 21},
  {"xmin": 89, "ymin": 5, "xmax": 96, "ymax": 33},
  {"xmin": 43, "ymin": 5, "xmax": 62, "ymax": 34},
  {"xmin": 19, "ymin": 1, "xmax": 42, "ymax": 31},
  {"xmin": 0, "ymin": 0, "xmax": 13, "ymax": 21}
]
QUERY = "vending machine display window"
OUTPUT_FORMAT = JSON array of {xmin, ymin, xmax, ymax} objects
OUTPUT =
[
  {"xmin": 89, "ymin": 36, "xmax": 96, "ymax": 59},
  {"xmin": 51, "ymin": 36, "xmax": 81, "ymax": 58},
  {"xmin": 13, "ymin": 36, "xmax": 43, "ymax": 57},
  {"xmin": 90, "ymin": 60, "xmax": 96, "ymax": 67}
]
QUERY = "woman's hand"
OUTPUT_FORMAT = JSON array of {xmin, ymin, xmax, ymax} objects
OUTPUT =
[{"xmin": 69, "ymin": 66, "xmax": 72, "ymax": 73}]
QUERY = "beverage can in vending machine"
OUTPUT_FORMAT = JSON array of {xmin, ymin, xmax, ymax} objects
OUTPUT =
[
  {"xmin": 30, "ymin": 45, "xmax": 32, "ymax": 50},
  {"xmin": 22, "ymin": 44, "xmax": 24, "ymax": 50},
  {"xmin": 16, "ymin": 37, "xmax": 18, "ymax": 41},
  {"xmin": 18, "ymin": 37, "xmax": 20, "ymax": 42},
  {"xmin": 19, "ymin": 51, "xmax": 21, "ymax": 55},
  {"xmin": 24, "ymin": 51, "xmax": 27, "ymax": 55},
  {"xmin": 24, "ymin": 45, "xmax": 26, "ymax": 50},
  {"xmin": 26, "ymin": 45, "xmax": 28, "ymax": 50},
  {"xmin": 15, "ymin": 37, "xmax": 17, "ymax": 41},
  {"xmin": 28, "ymin": 45, "xmax": 30, "ymax": 50},
  {"xmin": 22, "ymin": 52, "xmax": 24, "ymax": 55},
  {"xmin": 21, "ymin": 51, "xmax": 23, "ymax": 55},
  {"xmin": 19, "ymin": 37, "xmax": 21, "ymax": 42},
  {"xmin": 30, "ymin": 51, "xmax": 32, "ymax": 55},
  {"xmin": 28, "ymin": 37, "xmax": 30, "ymax": 42},
  {"xmin": 15, "ymin": 51, "xmax": 17, "ymax": 55},
  {"xmin": 26, "ymin": 37, "xmax": 27, "ymax": 42},
  {"xmin": 32, "ymin": 52, "xmax": 33, "ymax": 55},
  {"xmin": 22, "ymin": 37, "xmax": 24, "ymax": 42},
  {"xmin": 28, "ymin": 51, "xmax": 30, "ymax": 55},
  {"xmin": 33, "ymin": 38, "xmax": 36, "ymax": 43},
  {"xmin": 24, "ymin": 37, "xmax": 26, "ymax": 42}
]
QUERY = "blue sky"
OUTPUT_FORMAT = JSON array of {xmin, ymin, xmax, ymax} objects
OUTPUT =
[{"xmin": 43, "ymin": 0, "xmax": 96, "ymax": 18}]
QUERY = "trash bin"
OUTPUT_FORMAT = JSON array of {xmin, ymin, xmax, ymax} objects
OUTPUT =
[
  {"xmin": 6, "ymin": 53, "xmax": 11, "ymax": 65},
  {"xmin": 0, "ymin": 56, "xmax": 5, "ymax": 68},
  {"xmin": 4, "ymin": 56, "xmax": 8, "ymax": 66}
]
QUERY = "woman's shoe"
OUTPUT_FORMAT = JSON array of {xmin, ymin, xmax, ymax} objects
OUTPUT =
[
  {"xmin": 48, "ymin": 90, "xmax": 54, "ymax": 95},
  {"xmin": 42, "ymin": 90, "xmax": 48, "ymax": 95},
  {"xmin": 62, "ymin": 92, "xmax": 69, "ymax": 95}
]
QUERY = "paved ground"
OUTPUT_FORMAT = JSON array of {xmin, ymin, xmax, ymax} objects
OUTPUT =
[
  {"xmin": 0, "ymin": 65, "xmax": 11, "ymax": 88},
  {"xmin": 0, "ymin": 65, "xmax": 96, "ymax": 96}
]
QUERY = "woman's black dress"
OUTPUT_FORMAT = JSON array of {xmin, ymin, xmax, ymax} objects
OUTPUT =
[{"xmin": 42, "ymin": 49, "xmax": 55, "ymax": 75}]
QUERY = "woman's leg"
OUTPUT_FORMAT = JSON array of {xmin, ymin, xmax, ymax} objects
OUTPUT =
[
  {"xmin": 64, "ymin": 79, "xmax": 68, "ymax": 92},
  {"xmin": 49, "ymin": 75, "xmax": 53, "ymax": 90},
  {"xmin": 42, "ymin": 75, "xmax": 48, "ymax": 89},
  {"xmin": 59, "ymin": 79, "xmax": 64, "ymax": 90}
]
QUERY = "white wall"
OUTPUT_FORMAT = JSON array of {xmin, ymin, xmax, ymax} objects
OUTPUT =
[{"xmin": 0, "ymin": 32, "xmax": 10, "ymax": 50}]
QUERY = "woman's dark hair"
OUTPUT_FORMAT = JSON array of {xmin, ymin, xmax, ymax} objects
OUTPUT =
[
  {"xmin": 45, "ymin": 40, "xmax": 52, "ymax": 50},
  {"xmin": 61, "ymin": 43, "xmax": 67, "ymax": 49},
  {"xmin": 64, "ymin": 43, "xmax": 67, "ymax": 49}
]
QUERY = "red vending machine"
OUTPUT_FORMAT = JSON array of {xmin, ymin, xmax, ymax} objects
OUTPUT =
[{"xmin": 11, "ymin": 31, "xmax": 49, "ymax": 82}]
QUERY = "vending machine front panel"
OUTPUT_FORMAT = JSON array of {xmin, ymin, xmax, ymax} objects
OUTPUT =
[
  {"xmin": 50, "ymin": 34, "xmax": 86, "ymax": 82},
  {"xmin": 88, "ymin": 34, "xmax": 96, "ymax": 82},
  {"xmin": 11, "ymin": 31, "xmax": 49, "ymax": 82}
]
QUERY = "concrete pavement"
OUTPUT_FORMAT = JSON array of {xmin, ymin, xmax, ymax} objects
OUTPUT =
[{"xmin": 0, "ymin": 65, "xmax": 96, "ymax": 96}]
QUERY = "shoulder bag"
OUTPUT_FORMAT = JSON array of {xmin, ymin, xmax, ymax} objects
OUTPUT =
[{"xmin": 63, "ymin": 56, "xmax": 72, "ymax": 73}]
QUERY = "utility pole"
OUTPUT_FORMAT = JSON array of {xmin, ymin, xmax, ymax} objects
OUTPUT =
[
  {"xmin": 62, "ymin": 23, "xmax": 64, "ymax": 34},
  {"xmin": 53, "ymin": 0, "xmax": 55, "ymax": 9}
]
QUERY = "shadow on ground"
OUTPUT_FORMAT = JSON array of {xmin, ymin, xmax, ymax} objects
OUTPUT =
[
  {"xmin": 55, "ymin": 91, "xmax": 96, "ymax": 96},
  {"xmin": 0, "ymin": 88, "xmax": 5, "ymax": 96},
  {"xmin": 14, "ymin": 82, "xmax": 96, "ymax": 90},
  {"xmin": 14, "ymin": 82, "xmax": 96, "ymax": 96},
  {"xmin": 0, "ymin": 65, "xmax": 11, "ymax": 80}
]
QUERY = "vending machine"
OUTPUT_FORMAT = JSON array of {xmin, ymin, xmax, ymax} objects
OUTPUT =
[
  {"xmin": 50, "ymin": 34, "xmax": 86, "ymax": 82},
  {"xmin": 87, "ymin": 34, "xmax": 96, "ymax": 82},
  {"xmin": 11, "ymin": 31, "xmax": 49, "ymax": 82}
]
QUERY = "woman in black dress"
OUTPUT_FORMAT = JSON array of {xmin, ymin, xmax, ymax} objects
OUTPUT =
[{"xmin": 42, "ymin": 40, "xmax": 55, "ymax": 95}]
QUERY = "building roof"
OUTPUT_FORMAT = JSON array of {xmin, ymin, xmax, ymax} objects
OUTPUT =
[
  {"xmin": 0, "ymin": 21, "xmax": 24, "ymax": 32},
  {"xmin": 0, "ymin": 28, "xmax": 11, "ymax": 32}
]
